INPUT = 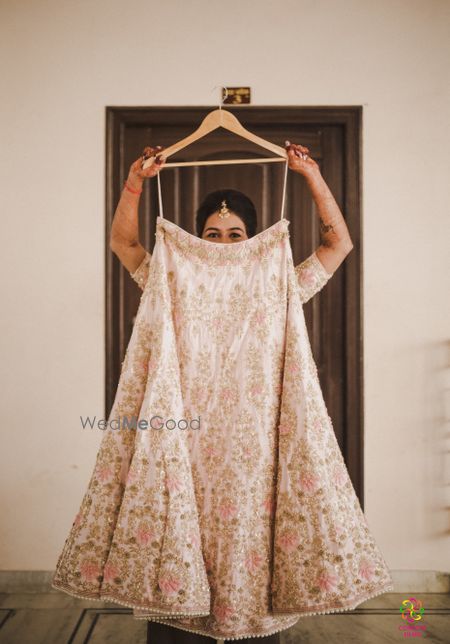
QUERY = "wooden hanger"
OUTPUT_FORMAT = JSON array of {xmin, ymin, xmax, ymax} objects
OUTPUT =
[{"xmin": 141, "ymin": 108, "xmax": 288, "ymax": 169}]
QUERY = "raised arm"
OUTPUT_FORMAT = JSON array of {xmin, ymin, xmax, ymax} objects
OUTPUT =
[
  {"xmin": 109, "ymin": 146, "xmax": 165, "ymax": 277},
  {"xmin": 285, "ymin": 140, "xmax": 354, "ymax": 302}
]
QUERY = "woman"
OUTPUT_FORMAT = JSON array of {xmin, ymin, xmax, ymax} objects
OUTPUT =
[{"xmin": 110, "ymin": 143, "xmax": 353, "ymax": 644}]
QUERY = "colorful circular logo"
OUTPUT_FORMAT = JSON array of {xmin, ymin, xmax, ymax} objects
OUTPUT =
[{"xmin": 400, "ymin": 597, "xmax": 425, "ymax": 623}]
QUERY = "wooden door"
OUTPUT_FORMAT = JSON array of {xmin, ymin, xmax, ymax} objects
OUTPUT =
[{"xmin": 105, "ymin": 106, "xmax": 364, "ymax": 504}]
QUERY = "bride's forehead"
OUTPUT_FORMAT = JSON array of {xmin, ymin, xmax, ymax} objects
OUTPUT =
[{"xmin": 204, "ymin": 212, "xmax": 243, "ymax": 223}]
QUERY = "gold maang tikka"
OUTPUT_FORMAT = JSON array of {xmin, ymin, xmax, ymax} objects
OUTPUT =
[{"xmin": 218, "ymin": 199, "xmax": 231, "ymax": 219}]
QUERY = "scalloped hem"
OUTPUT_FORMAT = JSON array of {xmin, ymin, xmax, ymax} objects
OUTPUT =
[
  {"xmin": 140, "ymin": 616, "xmax": 299, "ymax": 641},
  {"xmin": 271, "ymin": 582, "xmax": 395, "ymax": 617},
  {"xmin": 50, "ymin": 581, "xmax": 210, "ymax": 618},
  {"xmin": 137, "ymin": 582, "xmax": 394, "ymax": 640}
]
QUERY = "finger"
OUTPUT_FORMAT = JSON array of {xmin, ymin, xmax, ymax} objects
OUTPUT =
[
  {"xmin": 291, "ymin": 145, "xmax": 310, "ymax": 159},
  {"xmin": 287, "ymin": 146, "xmax": 301, "ymax": 157},
  {"xmin": 288, "ymin": 141, "xmax": 308, "ymax": 152},
  {"xmin": 287, "ymin": 148, "xmax": 307, "ymax": 162},
  {"xmin": 143, "ymin": 148, "xmax": 159, "ymax": 160},
  {"xmin": 142, "ymin": 145, "xmax": 163, "ymax": 160},
  {"xmin": 287, "ymin": 149, "xmax": 301, "ymax": 162},
  {"xmin": 285, "ymin": 142, "xmax": 305, "ymax": 159},
  {"xmin": 293, "ymin": 143, "xmax": 309, "ymax": 154}
]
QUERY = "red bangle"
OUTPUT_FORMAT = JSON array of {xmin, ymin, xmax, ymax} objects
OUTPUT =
[{"xmin": 124, "ymin": 180, "xmax": 143, "ymax": 195}]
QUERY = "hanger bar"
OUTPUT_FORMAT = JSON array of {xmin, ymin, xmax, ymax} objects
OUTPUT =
[
  {"xmin": 142, "ymin": 108, "xmax": 288, "ymax": 171},
  {"xmin": 158, "ymin": 157, "xmax": 287, "ymax": 168}
]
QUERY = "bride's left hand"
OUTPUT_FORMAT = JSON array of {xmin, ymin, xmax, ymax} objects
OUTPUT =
[{"xmin": 285, "ymin": 140, "xmax": 320, "ymax": 177}]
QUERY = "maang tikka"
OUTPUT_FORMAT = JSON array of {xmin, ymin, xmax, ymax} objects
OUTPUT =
[{"xmin": 219, "ymin": 199, "xmax": 231, "ymax": 219}]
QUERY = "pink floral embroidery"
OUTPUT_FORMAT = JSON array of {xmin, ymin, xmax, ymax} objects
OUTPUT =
[
  {"xmin": 103, "ymin": 562, "xmax": 119, "ymax": 583},
  {"xmin": 299, "ymin": 472, "xmax": 320, "ymax": 494},
  {"xmin": 126, "ymin": 468, "xmax": 138, "ymax": 484},
  {"xmin": 96, "ymin": 465, "xmax": 113, "ymax": 483},
  {"xmin": 277, "ymin": 531, "xmax": 300, "ymax": 553},
  {"xmin": 138, "ymin": 360, "xmax": 149, "ymax": 374},
  {"xmin": 313, "ymin": 417, "xmax": 322, "ymax": 432},
  {"xmin": 165, "ymin": 475, "xmax": 182, "ymax": 492},
  {"xmin": 359, "ymin": 557, "xmax": 376, "ymax": 581},
  {"xmin": 80, "ymin": 559, "xmax": 101, "ymax": 582},
  {"xmin": 159, "ymin": 572, "xmax": 182, "ymax": 595},
  {"xmin": 136, "ymin": 523, "xmax": 155, "ymax": 545},
  {"xmin": 220, "ymin": 388, "xmax": 234, "ymax": 402},
  {"xmin": 299, "ymin": 268, "xmax": 316, "ymax": 287},
  {"xmin": 252, "ymin": 309, "xmax": 266, "ymax": 325},
  {"xmin": 203, "ymin": 444, "xmax": 218, "ymax": 458},
  {"xmin": 263, "ymin": 495, "xmax": 275, "ymax": 515},
  {"xmin": 218, "ymin": 501, "xmax": 238, "ymax": 520},
  {"xmin": 333, "ymin": 464, "xmax": 347, "ymax": 487},
  {"xmin": 317, "ymin": 569, "xmax": 339, "ymax": 592},
  {"xmin": 51, "ymin": 220, "xmax": 395, "ymax": 638},
  {"xmin": 245, "ymin": 550, "xmax": 264, "ymax": 573},
  {"xmin": 214, "ymin": 603, "xmax": 235, "ymax": 621},
  {"xmin": 250, "ymin": 383, "xmax": 263, "ymax": 396}
]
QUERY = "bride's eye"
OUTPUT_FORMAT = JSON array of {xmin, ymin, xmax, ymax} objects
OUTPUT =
[
  {"xmin": 206, "ymin": 232, "xmax": 220, "ymax": 238},
  {"xmin": 230, "ymin": 232, "xmax": 242, "ymax": 239}
]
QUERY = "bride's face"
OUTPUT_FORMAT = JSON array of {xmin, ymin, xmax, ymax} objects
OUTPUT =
[{"xmin": 201, "ymin": 212, "xmax": 248, "ymax": 243}]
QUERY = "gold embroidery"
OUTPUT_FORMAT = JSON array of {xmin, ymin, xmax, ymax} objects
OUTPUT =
[
  {"xmin": 130, "ymin": 222, "xmax": 333, "ymax": 308},
  {"xmin": 53, "ymin": 216, "xmax": 393, "ymax": 640},
  {"xmin": 294, "ymin": 250, "xmax": 334, "ymax": 304},
  {"xmin": 130, "ymin": 252, "xmax": 151, "ymax": 290}
]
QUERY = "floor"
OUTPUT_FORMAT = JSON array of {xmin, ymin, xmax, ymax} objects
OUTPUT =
[{"xmin": 0, "ymin": 592, "xmax": 448, "ymax": 643}]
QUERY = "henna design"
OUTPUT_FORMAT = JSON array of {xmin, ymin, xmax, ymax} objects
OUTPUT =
[{"xmin": 319, "ymin": 219, "xmax": 335, "ymax": 247}]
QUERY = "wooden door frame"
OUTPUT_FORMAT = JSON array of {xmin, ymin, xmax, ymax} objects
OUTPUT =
[{"xmin": 105, "ymin": 105, "xmax": 364, "ymax": 506}]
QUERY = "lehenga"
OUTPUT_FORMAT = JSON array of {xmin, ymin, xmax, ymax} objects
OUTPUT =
[{"xmin": 52, "ymin": 167, "xmax": 394, "ymax": 640}]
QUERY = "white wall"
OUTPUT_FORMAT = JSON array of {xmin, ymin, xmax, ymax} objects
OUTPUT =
[{"xmin": 1, "ymin": 0, "xmax": 449, "ymax": 573}]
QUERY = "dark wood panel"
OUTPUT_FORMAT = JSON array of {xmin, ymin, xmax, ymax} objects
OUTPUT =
[{"xmin": 105, "ymin": 106, "xmax": 363, "ymax": 505}]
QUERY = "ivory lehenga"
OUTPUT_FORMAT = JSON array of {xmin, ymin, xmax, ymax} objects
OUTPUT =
[{"xmin": 52, "ymin": 175, "xmax": 394, "ymax": 640}]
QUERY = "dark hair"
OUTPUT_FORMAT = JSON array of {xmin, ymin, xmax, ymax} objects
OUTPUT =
[{"xmin": 195, "ymin": 188, "xmax": 257, "ymax": 238}]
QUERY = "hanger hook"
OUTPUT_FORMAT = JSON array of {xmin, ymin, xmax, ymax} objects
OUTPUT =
[
  {"xmin": 222, "ymin": 86, "xmax": 229, "ymax": 106},
  {"xmin": 211, "ymin": 85, "xmax": 228, "ymax": 110}
]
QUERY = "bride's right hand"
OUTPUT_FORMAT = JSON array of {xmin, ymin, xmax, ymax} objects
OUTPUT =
[{"xmin": 128, "ymin": 145, "xmax": 166, "ymax": 182}]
